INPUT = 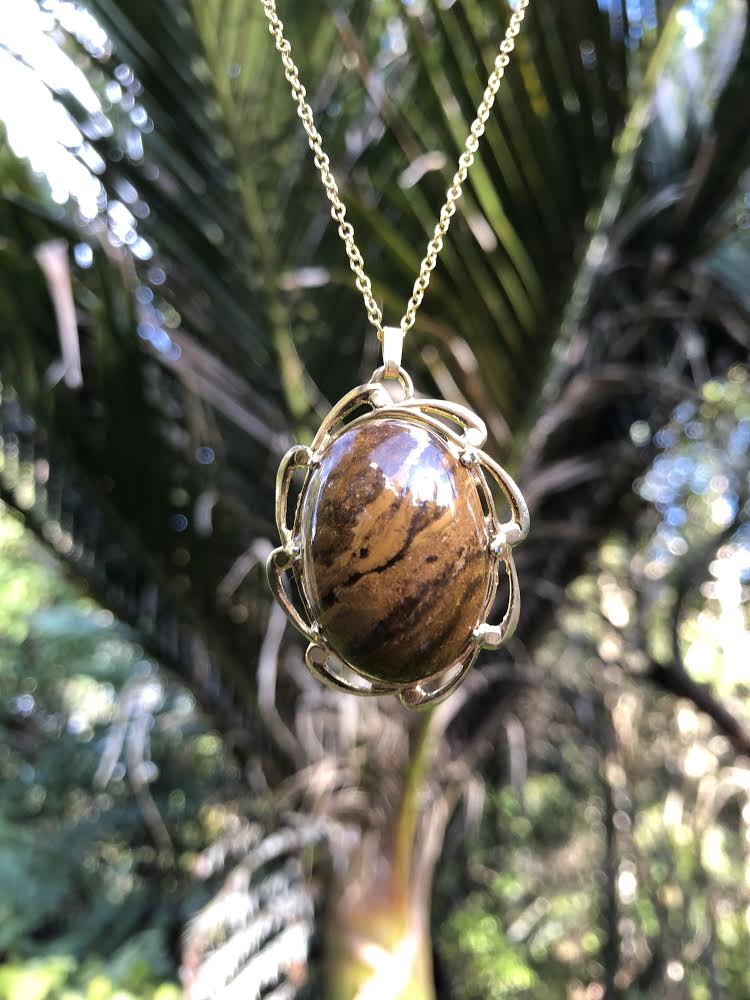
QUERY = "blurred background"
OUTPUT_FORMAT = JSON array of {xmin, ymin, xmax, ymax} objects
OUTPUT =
[{"xmin": 1, "ymin": 0, "xmax": 749, "ymax": 998}]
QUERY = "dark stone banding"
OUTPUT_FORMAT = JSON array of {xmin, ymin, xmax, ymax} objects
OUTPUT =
[
  {"xmin": 298, "ymin": 418, "xmax": 490, "ymax": 684},
  {"xmin": 319, "ymin": 498, "xmax": 446, "ymax": 605}
]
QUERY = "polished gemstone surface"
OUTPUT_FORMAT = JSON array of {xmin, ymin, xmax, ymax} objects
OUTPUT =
[{"xmin": 298, "ymin": 418, "xmax": 490, "ymax": 684}]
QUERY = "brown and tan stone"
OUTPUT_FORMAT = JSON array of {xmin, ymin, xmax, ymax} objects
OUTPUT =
[{"xmin": 297, "ymin": 418, "xmax": 490, "ymax": 685}]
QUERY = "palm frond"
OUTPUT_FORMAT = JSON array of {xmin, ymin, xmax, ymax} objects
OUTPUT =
[{"xmin": 182, "ymin": 816, "xmax": 352, "ymax": 999}]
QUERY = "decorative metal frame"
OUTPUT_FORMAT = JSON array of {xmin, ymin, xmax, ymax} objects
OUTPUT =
[{"xmin": 267, "ymin": 366, "xmax": 529, "ymax": 710}]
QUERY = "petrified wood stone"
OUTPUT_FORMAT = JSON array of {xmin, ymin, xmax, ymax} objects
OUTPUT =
[{"xmin": 298, "ymin": 418, "xmax": 490, "ymax": 684}]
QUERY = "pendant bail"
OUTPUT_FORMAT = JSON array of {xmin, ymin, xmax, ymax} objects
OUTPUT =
[{"xmin": 380, "ymin": 326, "xmax": 405, "ymax": 377}]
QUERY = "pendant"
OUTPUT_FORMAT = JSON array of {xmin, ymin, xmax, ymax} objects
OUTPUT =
[{"xmin": 267, "ymin": 331, "xmax": 529, "ymax": 710}]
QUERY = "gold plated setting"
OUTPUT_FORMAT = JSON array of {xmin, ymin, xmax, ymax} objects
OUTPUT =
[{"xmin": 267, "ymin": 368, "xmax": 529, "ymax": 710}]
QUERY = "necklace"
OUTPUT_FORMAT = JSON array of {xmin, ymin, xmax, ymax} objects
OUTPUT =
[{"xmin": 262, "ymin": 0, "xmax": 530, "ymax": 709}]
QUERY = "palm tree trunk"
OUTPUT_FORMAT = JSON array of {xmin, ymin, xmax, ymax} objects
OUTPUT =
[
  {"xmin": 324, "ymin": 864, "xmax": 435, "ymax": 1000},
  {"xmin": 324, "ymin": 717, "xmax": 439, "ymax": 1000}
]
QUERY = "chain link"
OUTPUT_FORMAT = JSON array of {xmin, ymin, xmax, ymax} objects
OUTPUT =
[{"xmin": 259, "ymin": 0, "xmax": 529, "ymax": 340}]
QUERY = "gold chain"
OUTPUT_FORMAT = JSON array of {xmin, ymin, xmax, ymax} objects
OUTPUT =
[{"xmin": 259, "ymin": 0, "xmax": 529, "ymax": 340}]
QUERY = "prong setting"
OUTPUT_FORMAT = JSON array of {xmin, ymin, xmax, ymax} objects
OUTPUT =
[{"xmin": 460, "ymin": 447, "xmax": 481, "ymax": 467}]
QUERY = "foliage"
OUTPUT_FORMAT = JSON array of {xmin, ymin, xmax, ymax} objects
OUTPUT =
[
  {"xmin": 1, "ymin": 0, "xmax": 750, "ymax": 997},
  {"xmin": 436, "ymin": 371, "xmax": 750, "ymax": 998},
  {"xmin": 0, "ymin": 504, "xmax": 240, "ymax": 998}
]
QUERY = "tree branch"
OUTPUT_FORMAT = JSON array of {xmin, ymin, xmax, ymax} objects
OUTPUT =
[{"xmin": 645, "ymin": 659, "xmax": 750, "ymax": 758}]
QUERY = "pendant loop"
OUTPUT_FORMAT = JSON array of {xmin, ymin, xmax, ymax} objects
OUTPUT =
[
  {"xmin": 369, "ymin": 364, "xmax": 414, "ymax": 401},
  {"xmin": 379, "ymin": 325, "xmax": 405, "ymax": 376}
]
